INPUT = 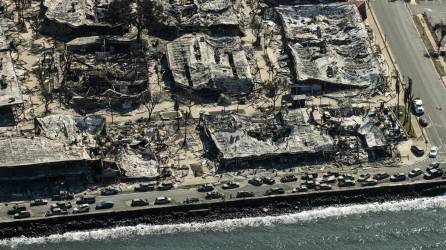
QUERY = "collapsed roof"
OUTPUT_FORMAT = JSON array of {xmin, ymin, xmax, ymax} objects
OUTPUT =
[
  {"xmin": 149, "ymin": 0, "xmax": 240, "ymax": 33},
  {"xmin": 202, "ymin": 110, "xmax": 334, "ymax": 164},
  {"xmin": 358, "ymin": 119, "xmax": 387, "ymax": 149},
  {"xmin": 41, "ymin": 0, "xmax": 127, "ymax": 39},
  {"xmin": 36, "ymin": 114, "xmax": 105, "ymax": 144},
  {"xmin": 42, "ymin": 0, "xmax": 118, "ymax": 28},
  {"xmin": 166, "ymin": 33, "xmax": 253, "ymax": 95},
  {"xmin": 276, "ymin": 4, "xmax": 382, "ymax": 89},
  {"xmin": 0, "ymin": 18, "xmax": 23, "ymax": 108},
  {"xmin": 63, "ymin": 36, "xmax": 148, "ymax": 106}
]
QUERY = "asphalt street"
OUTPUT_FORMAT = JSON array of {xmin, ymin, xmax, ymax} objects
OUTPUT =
[{"xmin": 370, "ymin": 1, "xmax": 446, "ymax": 156}]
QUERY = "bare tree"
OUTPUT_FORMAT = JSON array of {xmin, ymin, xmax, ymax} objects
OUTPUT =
[
  {"xmin": 103, "ymin": 0, "xmax": 133, "ymax": 28},
  {"xmin": 265, "ymin": 78, "xmax": 287, "ymax": 111},
  {"xmin": 134, "ymin": 0, "xmax": 160, "ymax": 41},
  {"xmin": 143, "ymin": 92, "xmax": 161, "ymax": 122},
  {"xmin": 433, "ymin": 21, "xmax": 446, "ymax": 55}
]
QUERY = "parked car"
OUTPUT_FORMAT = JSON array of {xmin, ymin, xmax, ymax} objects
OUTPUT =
[
  {"xmin": 357, "ymin": 174, "xmax": 371, "ymax": 183},
  {"xmin": 390, "ymin": 173, "xmax": 406, "ymax": 182},
  {"xmin": 76, "ymin": 195, "xmax": 96, "ymax": 204},
  {"xmin": 429, "ymin": 146, "xmax": 438, "ymax": 158},
  {"xmin": 8, "ymin": 204, "xmax": 26, "ymax": 215},
  {"xmin": 95, "ymin": 201, "xmax": 114, "ymax": 210},
  {"xmin": 197, "ymin": 184, "xmax": 214, "ymax": 192},
  {"xmin": 305, "ymin": 180, "xmax": 317, "ymax": 189},
  {"xmin": 135, "ymin": 183, "xmax": 156, "ymax": 192},
  {"xmin": 424, "ymin": 169, "xmax": 443, "ymax": 180},
  {"xmin": 429, "ymin": 161, "xmax": 440, "ymax": 168},
  {"xmin": 131, "ymin": 199, "xmax": 149, "ymax": 207},
  {"xmin": 338, "ymin": 179, "xmax": 356, "ymax": 187},
  {"xmin": 154, "ymin": 197, "xmax": 172, "ymax": 205},
  {"xmin": 302, "ymin": 173, "xmax": 318, "ymax": 180},
  {"xmin": 408, "ymin": 168, "xmax": 423, "ymax": 178},
  {"xmin": 51, "ymin": 201, "xmax": 72, "ymax": 210},
  {"xmin": 264, "ymin": 187, "xmax": 285, "ymax": 196},
  {"xmin": 280, "ymin": 175, "xmax": 298, "ymax": 183},
  {"xmin": 222, "ymin": 182, "xmax": 239, "ymax": 189},
  {"xmin": 14, "ymin": 211, "xmax": 30, "ymax": 219},
  {"xmin": 411, "ymin": 145, "xmax": 425, "ymax": 157},
  {"xmin": 413, "ymin": 98, "xmax": 424, "ymax": 115},
  {"xmin": 419, "ymin": 116, "xmax": 429, "ymax": 127},
  {"xmin": 373, "ymin": 172, "xmax": 390, "ymax": 181},
  {"xmin": 157, "ymin": 182, "xmax": 174, "ymax": 191},
  {"xmin": 321, "ymin": 175, "xmax": 336, "ymax": 184},
  {"xmin": 261, "ymin": 177, "xmax": 275, "ymax": 185},
  {"xmin": 30, "ymin": 199, "xmax": 48, "ymax": 207},
  {"xmin": 205, "ymin": 191, "xmax": 223, "ymax": 200},
  {"xmin": 46, "ymin": 207, "xmax": 68, "ymax": 216},
  {"xmin": 236, "ymin": 191, "xmax": 255, "ymax": 198},
  {"xmin": 101, "ymin": 187, "xmax": 119, "ymax": 196},
  {"xmin": 292, "ymin": 185, "xmax": 308, "ymax": 193},
  {"xmin": 361, "ymin": 179, "xmax": 378, "ymax": 186},
  {"xmin": 73, "ymin": 204, "xmax": 90, "ymax": 213},
  {"xmin": 317, "ymin": 183, "xmax": 332, "ymax": 190},
  {"xmin": 248, "ymin": 178, "xmax": 263, "ymax": 186}
]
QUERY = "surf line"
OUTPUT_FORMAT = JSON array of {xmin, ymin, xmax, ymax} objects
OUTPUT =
[{"xmin": 2, "ymin": 196, "xmax": 446, "ymax": 248}]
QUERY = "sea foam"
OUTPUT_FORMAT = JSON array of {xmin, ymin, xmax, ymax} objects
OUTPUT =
[{"xmin": 2, "ymin": 196, "xmax": 446, "ymax": 248}]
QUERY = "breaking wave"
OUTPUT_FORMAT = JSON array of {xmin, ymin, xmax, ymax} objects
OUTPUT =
[{"xmin": 2, "ymin": 196, "xmax": 446, "ymax": 248}]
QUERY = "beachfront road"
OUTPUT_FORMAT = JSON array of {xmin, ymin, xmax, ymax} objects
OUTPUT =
[{"xmin": 370, "ymin": 1, "xmax": 446, "ymax": 156}]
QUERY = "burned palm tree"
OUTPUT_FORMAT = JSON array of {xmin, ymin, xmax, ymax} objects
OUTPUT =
[{"xmin": 434, "ymin": 20, "xmax": 446, "ymax": 55}]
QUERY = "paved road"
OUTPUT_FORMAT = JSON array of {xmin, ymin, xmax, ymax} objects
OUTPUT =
[{"xmin": 370, "ymin": 1, "xmax": 446, "ymax": 157}]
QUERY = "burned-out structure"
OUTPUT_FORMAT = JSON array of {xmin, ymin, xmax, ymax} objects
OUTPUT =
[
  {"xmin": 40, "ymin": 0, "xmax": 128, "ymax": 40},
  {"xmin": 201, "ymin": 109, "xmax": 335, "ymax": 169},
  {"xmin": 0, "ymin": 17, "xmax": 23, "ymax": 126},
  {"xmin": 62, "ymin": 36, "xmax": 149, "ymax": 111},
  {"xmin": 166, "ymin": 33, "xmax": 254, "ymax": 97},
  {"xmin": 276, "ymin": 4, "xmax": 382, "ymax": 95},
  {"xmin": 148, "ymin": 0, "xmax": 241, "ymax": 37},
  {"xmin": 35, "ymin": 114, "xmax": 106, "ymax": 144},
  {"xmin": 0, "ymin": 137, "xmax": 92, "ymax": 181},
  {"xmin": 323, "ymin": 105, "xmax": 405, "ymax": 162}
]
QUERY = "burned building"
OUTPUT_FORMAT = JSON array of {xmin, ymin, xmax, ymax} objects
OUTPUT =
[
  {"xmin": 276, "ymin": 4, "xmax": 382, "ymax": 95},
  {"xmin": 201, "ymin": 109, "xmax": 335, "ymax": 169},
  {"xmin": 323, "ymin": 106, "xmax": 404, "ymax": 162},
  {"xmin": 166, "ymin": 33, "xmax": 254, "ymax": 97},
  {"xmin": 40, "ymin": 0, "xmax": 129, "ymax": 40},
  {"xmin": 63, "ymin": 36, "xmax": 149, "ymax": 110},
  {"xmin": 148, "ymin": 0, "xmax": 241, "ymax": 37},
  {"xmin": 0, "ymin": 137, "xmax": 92, "ymax": 181},
  {"xmin": 35, "ymin": 114, "xmax": 105, "ymax": 144},
  {"xmin": 0, "ymin": 17, "xmax": 23, "ymax": 126}
]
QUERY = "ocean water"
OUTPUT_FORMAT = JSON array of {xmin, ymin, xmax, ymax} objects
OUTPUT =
[{"xmin": 3, "ymin": 196, "xmax": 446, "ymax": 250}]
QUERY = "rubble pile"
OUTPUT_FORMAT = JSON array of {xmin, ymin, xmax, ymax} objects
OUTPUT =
[{"xmin": 276, "ymin": 4, "xmax": 383, "ymax": 94}]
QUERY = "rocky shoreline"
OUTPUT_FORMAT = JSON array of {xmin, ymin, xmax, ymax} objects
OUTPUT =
[{"xmin": 1, "ymin": 182, "xmax": 445, "ymax": 239}]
